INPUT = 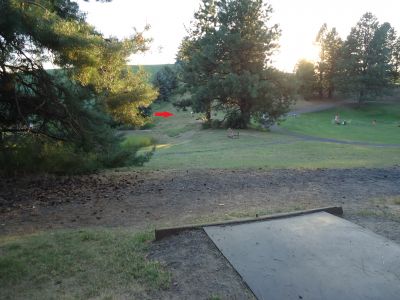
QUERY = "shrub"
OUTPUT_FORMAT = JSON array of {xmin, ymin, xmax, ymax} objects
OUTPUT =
[
  {"xmin": 0, "ymin": 134, "xmax": 156, "ymax": 175},
  {"xmin": 172, "ymin": 98, "xmax": 192, "ymax": 111},
  {"xmin": 0, "ymin": 136, "xmax": 99, "ymax": 175},
  {"xmin": 225, "ymin": 110, "xmax": 248, "ymax": 129}
]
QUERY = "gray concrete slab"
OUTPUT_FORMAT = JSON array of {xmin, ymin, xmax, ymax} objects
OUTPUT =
[{"xmin": 204, "ymin": 212, "xmax": 400, "ymax": 300}]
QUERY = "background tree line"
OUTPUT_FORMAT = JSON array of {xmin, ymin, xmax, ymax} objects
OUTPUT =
[{"xmin": 295, "ymin": 12, "xmax": 400, "ymax": 103}]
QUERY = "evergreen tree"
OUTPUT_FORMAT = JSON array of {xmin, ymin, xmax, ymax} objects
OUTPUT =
[
  {"xmin": 392, "ymin": 37, "xmax": 400, "ymax": 83},
  {"xmin": 315, "ymin": 24, "xmax": 343, "ymax": 98},
  {"xmin": 0, "ymin": 0, "xmax": 157, "ymax": 146},
  {"xmin": 295, "ymin": 59, "xmax": 317, "ymax": 100},
  {"xmin": 152, "ymin": 66, "xmax": 178, "ymax": 102},
  {"xmin": 336, "ymin": 13, "xmax": 395, "ymax": 103},
  {"xmin": 178, "ymin": 0, "xmax": 291, "ymax": 128},
  {"xmin": 177, "ymin": 0, "xmax": 218, "ymax": 121}
]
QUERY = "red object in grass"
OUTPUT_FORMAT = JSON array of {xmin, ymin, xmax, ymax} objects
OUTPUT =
[{"xmin": 154, "ymin": 111, "xmax": 175, "ymax": 118}]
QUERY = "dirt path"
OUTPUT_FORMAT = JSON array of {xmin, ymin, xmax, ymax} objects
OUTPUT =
[{"xmin": 1, "ymin": 167, "xmax": 400, "ymax": 242}]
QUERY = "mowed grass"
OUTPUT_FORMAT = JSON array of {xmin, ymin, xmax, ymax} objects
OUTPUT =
[
  {"xmin": 0, "ymin": 229, "xmax": 170, "ymax": 299},
  {"xmin": 125, "ymin": 101, "xmax": 400, "ymax": 170},
  {"xmin": 141, "ymin": 129, "xmax": 400, "ymax": 169},
  {"xmin": 281, "ymin": 103, "xmax": 400, "ymax": 144}
]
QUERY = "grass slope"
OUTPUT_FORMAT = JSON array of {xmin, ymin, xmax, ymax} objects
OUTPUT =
[
  {"xmin": 125, "ymin": 102, "xmax": 400, "ymax": 170},
  {"xmin": 281, "ymin": 103, "xmax": 400, "ymax": 144}
]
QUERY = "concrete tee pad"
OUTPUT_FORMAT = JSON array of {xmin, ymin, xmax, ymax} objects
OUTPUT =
[{"xmin": 204, "ymin": 212, "xmax": 400, "ymax": 300}]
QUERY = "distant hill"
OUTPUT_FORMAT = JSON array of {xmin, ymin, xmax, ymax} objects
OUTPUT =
[{"xmin": 130, "ymin": 64, "xmax": 175, "ymax": 80}]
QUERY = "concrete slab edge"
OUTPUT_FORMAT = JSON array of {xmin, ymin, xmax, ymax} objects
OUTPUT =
[{"xmin": 155, "ymin": 206, "xmax": 343, "ymax": 240}]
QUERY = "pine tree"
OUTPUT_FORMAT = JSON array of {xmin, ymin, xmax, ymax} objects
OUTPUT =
[
  {"xmin": 295, "ymin": 59, "xmax": 317, "ymax": 100},
  {"xmin": 177, "ymin": 0, "xmax": 218, "ymax": 122},
  {"xmin": 392, "ymin": 37, "xmax": 400, "ymax": 83},
  {"xmin": 336, "ymin": 13, "xmax": 395, "ymax": 103},
  {"xmin": 0, "ymin": 0, "xmax": 157, "ymax": 146},
  {"xmin": 153, "ymin": 66, "xmax": 178, "ymax": 102},
  {"xmin": 315, "ymin": 24, "xmax": 343, "ymax": 98},
  {"xmin": 177, "ymin": 0, "xmax": 291, "ymax": 128}
]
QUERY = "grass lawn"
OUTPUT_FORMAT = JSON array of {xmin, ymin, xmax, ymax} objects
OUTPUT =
[
  {"xmin": 280, "ymin": 103, "xmax": 400, "ymax": 144},
  {"xmin": 0, "ymin": 229, "xmax": 170, "ymax": 299},
  {"xmin": 123, "ymin": 102, "xmax": 400, "ymax": 170},
  {"xmin": 140, "ymin": 129, "xmax": 400, "ymax": 170}
]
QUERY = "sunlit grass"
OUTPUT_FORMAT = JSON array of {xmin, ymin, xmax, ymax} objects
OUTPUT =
[
  {"xmin": 281, "ymin": 103, "xmax": 400, "ymax": 144},
  {"xmin": 123, "ymin": 102, "xmax": 400, "ymax": 170}
]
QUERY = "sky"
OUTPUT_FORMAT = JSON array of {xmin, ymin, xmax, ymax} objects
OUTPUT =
[{"xmin": 77, "ymin": 0, "xmax": 400, "ymax": 72}]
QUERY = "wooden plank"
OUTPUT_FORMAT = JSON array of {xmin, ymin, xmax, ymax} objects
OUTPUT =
[{"xmin": 154, "ymin": 206, "xmax": 343, "ymax": 240}]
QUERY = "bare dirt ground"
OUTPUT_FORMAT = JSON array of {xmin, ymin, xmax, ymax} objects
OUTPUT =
[
  {"xmin": 149, "ymin": 229, "xmax": 256, "ymax": 300},
  {"xmin": 1, "ymin": 167, "xmax": 400, "ymax": 299},
  {"xmin": 1, "ymin": 167, "xmax": 400, "ymax": 239}
]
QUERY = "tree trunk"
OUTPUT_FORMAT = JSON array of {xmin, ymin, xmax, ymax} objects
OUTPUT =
[
  {"xmin": 328, "ymin": 86, "xmax": 334, "ymax": 99},
  {"xmin": 205, "ymin": 103, "xmax": 211, "ymax": 122},
  {"xmin": 239, "ymin": 101, "xmax": 250, "ymax": 129},
  {"xmin": 318, "ymin": 71, "xmax": 324, "ymax": 99},
  {"xmin": 358, "ymin": 89, "xmax": 364, "ymax": 106}
]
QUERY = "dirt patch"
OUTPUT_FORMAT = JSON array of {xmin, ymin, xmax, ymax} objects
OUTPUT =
[
  {"xmin": 149, "ymin": 229, "xmax": 255, "ymax": 300},
  {"xmin": 1, "ymin": 167, "xmax": 400, "ymax": 241},
  {"xmin": 1, "ymin": 167, "xmax": 400, "ymax": 298}
]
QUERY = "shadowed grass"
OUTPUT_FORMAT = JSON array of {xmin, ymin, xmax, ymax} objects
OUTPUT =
[
  {"xmin": 139, "ymin": 129, "xmax": 400, "ymax": 170},
  {"xmin": 0, "ymin": 229, "xmax": 170, "ymax": 299}
]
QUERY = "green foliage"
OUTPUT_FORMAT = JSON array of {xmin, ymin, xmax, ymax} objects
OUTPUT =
[
  {"xmin": 295, "ymin": 59, "xmax": 317, "ymax": 99},
  {"xmin": 0, "ymin": 0, "xmax": 158, "ymax": 173},
  {"xmin": 152, "ymin": 65, "xmax": 178, "ymax": 102},
  {"xmin": 173, "ymin": 98, "xmax": 193, "ymax": 111},
  {"xmin": 177, "ymin": 0, "xmax": 292, "ymax": 128},
  {"xmin": 0, "ymin": 134, "xmax": 155, "ymax": 175},
  {"xmin": 315, "ymin": 24, "xmax": 343, "ymax": 98},
  {"xmin": 130, "ymin": 64, "xmax": 174, "ymax": 81},
  {"xmin": 392, "ymin": 37, "xmax": 400, "ymax": 83},
  {"xmin": 0, "ymin": 229, "xmax": 170, "ymax": 299},
  {"xmin": 335, "ymin": 13, "xmax": 397, "ymax": 102},
  {"xmin": 0, "ymin": 135, "xmax": 99, "ymax": 174}
]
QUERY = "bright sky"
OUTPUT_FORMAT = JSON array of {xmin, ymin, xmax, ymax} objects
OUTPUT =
[{"xmin": 77, "ymin": 0, "xmax": 400, "ymax": 72}]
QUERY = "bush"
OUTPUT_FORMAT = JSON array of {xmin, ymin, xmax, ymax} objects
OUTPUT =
[
  {"xmin": 225, "ymin": 110, "xmax": 248, "ymax": 129},
  {"xmin": 0, "ymin": 135, "xmax": 99, "ymax": 175},
  {"xmin": 172, "ymin": 98, "xmax": 192, "ymax": 111},
  {"xmin": 0, "ymin": 134, "xmax": 156, "ymax": 175}
]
